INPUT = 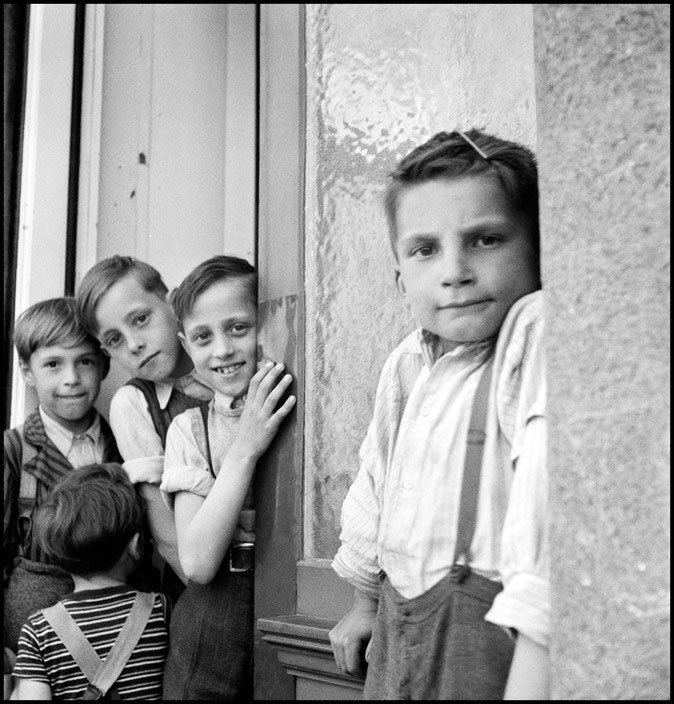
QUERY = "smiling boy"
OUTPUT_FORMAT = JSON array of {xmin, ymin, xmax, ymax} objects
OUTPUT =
[
  {"xmin": 76, "ymin": 257, "xmax": 214, "ymax": 602},
  {"xmin": 4, "ymin": 297, "xmax": 121, "ymax": 677}
]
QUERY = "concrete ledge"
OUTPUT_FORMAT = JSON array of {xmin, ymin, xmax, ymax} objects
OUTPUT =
[{"xmin": 257, "ymin": 614, "xmax": 364, "ymax": 700}]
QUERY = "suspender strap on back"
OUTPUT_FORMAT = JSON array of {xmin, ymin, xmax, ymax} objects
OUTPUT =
[
  {"xmin": 41, "ymin": 592, "xmax": 155, "ymax": 698},
  {"xmin": 451, "ymin": 358, "xmax": 494, "ymax": 581}
]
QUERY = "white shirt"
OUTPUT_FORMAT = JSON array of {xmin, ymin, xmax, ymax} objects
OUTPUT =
[
  {"xmin": 161, "ymin": 392, "xmax": 255, "ymax": 542},
  {"xmin": 108, "ymin": 370, "xmax": 213, "ymax": 484},
  {"xmin": 39, "ymin": 407, "xmax": 103, "ymax": 468},
  {"xmin": 332, "ymin": 291, "xmax": 550, "ymax": 647}
]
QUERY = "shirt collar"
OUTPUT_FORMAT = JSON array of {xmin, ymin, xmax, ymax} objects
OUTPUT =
[
  {"xmin": 39, "ymin": 406, "xmax": 102, "ymax": 456},
  {"xmin": 417, "ymin": 328, "xmax": 494, "ymax": 368},
  {"xmin": 154, "ymin": 369, "xmax": 213, "ymax": 409}
]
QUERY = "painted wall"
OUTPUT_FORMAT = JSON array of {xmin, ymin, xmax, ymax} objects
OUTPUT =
[
  {"xmin": 303, "ymin": 3, "xmax": 537, "ymax": 558},
  {"xmin": 533, "ymin": 4, "xmax": 670, "ymax": 699},
  {"xmin": 90, "ymin": 3, "xmax": 256, "ymax": 416}
]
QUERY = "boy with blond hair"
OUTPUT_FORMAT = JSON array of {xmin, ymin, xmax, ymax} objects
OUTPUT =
[{"xmin": 76, "ymin": 256, "xmax": 214, "ymax": 603}]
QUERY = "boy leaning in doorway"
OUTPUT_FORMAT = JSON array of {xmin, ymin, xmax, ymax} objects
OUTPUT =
[
  {"xmin": 75, "ymin": 256, "xmax": 214, "ymax": 604},
  {"xmin": 160, "ymin": 255, "xmax": 295, "ymax": 699},
  {"xmin": 12, "ymin": 462, "xmax": 170, "ymax": 700},
  {"xmin": 4, "ymin": 297, "xmax": 122, "ymax": 694},
  {"xmin": 329, "ymin": 129, "xmax": 550, "ymax": 699}
]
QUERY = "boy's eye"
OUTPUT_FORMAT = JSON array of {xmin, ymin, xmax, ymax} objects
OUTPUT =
[
  {"xmin": 192, "ymin": 332, "xmax": 211, "ymax": 344},
  {"xmin": 411, "ymin": 244, "xmax": 435, "ymax": 259},
  {"xmin": 105, "ymin": 335, "xmax": 121, "ymax": 348},
  {"xmin": 475, "ymin": 235, "xmax": 502, "ymax": 248},
  {"xmin": 135, "ymin": 313, "xmax": 149, "ymax": 325},
  {"xmin": 230, "ymin": 324, "xmax": 250, "ymax": 336},
  {"xmin": 45, "ymin": 361, "xmax": 60, "ymax": 369}
]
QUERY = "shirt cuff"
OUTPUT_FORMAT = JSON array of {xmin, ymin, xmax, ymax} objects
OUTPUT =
[
  {"xmin": 332, "ymin": 551, "xmax": 381, "ymax": 600},
  {"xmin": 159, "ymin": 464, "xmax": 215, "ymax": 511},
  {"xmin": 122, "ymin": 456, "xmax": 164, "ymax": 485},
  {"xmin": 485, "ymin": 573, "xmax": 550, "ymax": 648}
]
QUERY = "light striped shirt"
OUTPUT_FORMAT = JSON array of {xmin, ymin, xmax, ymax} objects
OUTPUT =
[
  {"xmin": 332, "ymin": 290, "xmax": 550, "ymax": 646},
  {"xmin": 39, "ymin": 407, "xmax": 103, "ymax": 468},
  {"xmin": 13, "ymin": 585, "xmax": 170, "ymax": 700}
]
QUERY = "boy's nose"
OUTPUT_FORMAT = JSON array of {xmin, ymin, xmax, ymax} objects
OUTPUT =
[
  {"xmin": 212, "ymin": 334, "xmax": 235, "ymax": 357},
  {"xmin": 127, "ymin": 334, "xmax": 145, "ymax": 354},
  {"xmin": 63, "ymin": 364, "xmax": 81, "ymax": 384},
  {"xmin": 440, "ymin": 249, "xmax": 474, "ymax": 287}
]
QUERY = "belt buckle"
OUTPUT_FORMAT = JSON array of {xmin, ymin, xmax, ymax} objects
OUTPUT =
[{"xmin": 228, "ymin": 542, "xmax": 254, "ymax": 573}]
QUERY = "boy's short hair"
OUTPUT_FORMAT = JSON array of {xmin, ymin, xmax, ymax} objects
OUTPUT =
[
  {"xmin": 170, "ymin": 255, "xmax": 257, "ymax": 331},
  {"xmin": 13, "ymin": 297, "xmax": 109, "ymax": 376},
  {"xmin": 384, "ymin": 129, "xmax": 540, "ymax": 265},
  {"xmin": 76, "ymin": 255, "xmax": 168, "ymax": 337},
  {"xmin": 33, "ymin": 463, "xmax": 145, "ymax": 576}
]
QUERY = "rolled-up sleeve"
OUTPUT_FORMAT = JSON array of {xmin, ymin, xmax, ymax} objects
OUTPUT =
[
  {"xmin": 332, "ymin": 356, "xmax": 399, "ymax": 599},
  {"xmin": 485, "ymin": 411, "xmax": 550, "ymax": 647},
  {"xmin": 160, "ymin": 412, "xmax": 214, "ymax": 511}
]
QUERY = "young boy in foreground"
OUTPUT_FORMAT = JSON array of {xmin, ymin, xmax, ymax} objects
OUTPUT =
[{"xmin": 330, "ymin": 129, "xmax": 550, "ymax": 699}]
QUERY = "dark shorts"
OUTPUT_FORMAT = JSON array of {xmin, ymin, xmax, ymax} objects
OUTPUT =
[
  {"xmin": 363, "ymin": 569, "xmax": 515, "ymax": 700},
  {"xmin": 162, "ymin": 566, "xmax": 253, "ymax": 700}
]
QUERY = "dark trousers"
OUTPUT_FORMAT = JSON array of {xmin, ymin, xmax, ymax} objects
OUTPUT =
[
  {"xmin": 364, "ymin": 569, "xmax": 515, "ymax": 700},
  {"xmin": 162, "ymin": 567, "xmax": 253, "ymax": 700}
]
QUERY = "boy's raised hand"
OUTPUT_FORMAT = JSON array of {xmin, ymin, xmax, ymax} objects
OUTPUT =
[{"xmin": 235, "ymin": 360, "xmax": 296, "ymax": 460}]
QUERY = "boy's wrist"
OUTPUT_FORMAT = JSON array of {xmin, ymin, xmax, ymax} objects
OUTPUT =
[{"xmin": 353, "ymin": 587, "xmax": 379, "ymax": 612}]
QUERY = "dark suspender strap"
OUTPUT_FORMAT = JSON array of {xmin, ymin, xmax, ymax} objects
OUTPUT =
[
  {"xmin": 451, "ymin": 358, "xmax": 494, "ymax": 580},
  {"xmin": 198, "ymin": 403, "xmax": 214, "ymax": 478},
  {"xmin": 125, "ymin": 378, "xmax": 169, "ymax": 446}
]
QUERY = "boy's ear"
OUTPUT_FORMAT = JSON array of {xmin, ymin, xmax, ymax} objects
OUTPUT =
[
  {"xmin": 395, "ymin": 269, "xmax": 407, "ymax": 296},
  {"xmin": 18, "ymin": 359, "xmax": 36, "ymax": 388},
  {"xmin": 177, "ymin": 331, "xmax": 188, "ymax": 351},
  {"xmin": 127, "ymin": 532, "xmax": 143, "ymax": 561}
]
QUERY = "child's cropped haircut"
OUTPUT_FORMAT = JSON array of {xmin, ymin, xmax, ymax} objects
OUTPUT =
[
  {"xmin": 14, "ymin": 297, "xmax": 109, "ymax": 375},
  {"xmin": 170, "ymin": 255, "xmax": 257, "ymax": 331},
  {"xmin": 76, "ymin": 255, "xmax": 168, "ymax": 337},
  {"xmin": 33, "ymin": 463, "xmax": 145, "ymax": 576},
  {"xmin": 384, "ymin": 128, "xmax": 540, "ymax": 267}
]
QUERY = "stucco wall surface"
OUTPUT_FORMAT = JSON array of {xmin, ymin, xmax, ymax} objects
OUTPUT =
[
  {"xmin": 534, "ymin": 4, "xmax": 670, "ymax": 699},
  {"xmin": 303, "ymin": 3, "xmax": 537, "ymax": 558}
]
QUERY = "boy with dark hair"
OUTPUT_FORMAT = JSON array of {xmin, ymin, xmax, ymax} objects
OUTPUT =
[
  {"xmin": 4, "ymin": 297, "xmax": 121, "ymax": 663},
  {"xmin": 330, "ymin": 129, "xmax": 550, "ymax": 699},
  {"xmin": 76, "ymin": 256, "xmax": 214, "ymax": 601},
  {"xmin": 12, "ymin": 462, "xmax": 170, "ymax": 700},
  {"xmin": 160, "ymin": 254, "xmax": 295, "ymax": 699}
]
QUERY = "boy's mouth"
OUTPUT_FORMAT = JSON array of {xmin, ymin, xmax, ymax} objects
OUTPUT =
[
  {"xmin": 139, "ymin": 352, "xmax": 159, "ymax": 369},
  {"xmin": 440, "ymin": 298, "xmax": 490, "ymax": 309},
  {"xmin": 212, "ymin": 362, "xmax": 245, "ymax": 376}
]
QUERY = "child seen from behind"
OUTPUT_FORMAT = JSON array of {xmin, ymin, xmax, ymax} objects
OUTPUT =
[
  {"xmin": 160, "ymin": 255, "xmax": 296, "ymax": 699},
  {"xmin": 329, "ymin": 129, "xmax": 550, "ymax": 699},
  {"xmin": 12, "ymin": 462, "xmax": 169, "ymax": 700}
]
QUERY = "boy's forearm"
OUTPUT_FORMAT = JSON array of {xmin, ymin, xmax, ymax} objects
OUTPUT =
[{"xmin": 504, "ymin": 632, "xmax": 550, "ymax": 700}]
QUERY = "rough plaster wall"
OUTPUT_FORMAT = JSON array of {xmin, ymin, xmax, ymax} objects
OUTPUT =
[
  {"xmin": 533, "ymin": 4, "xmax": 670, "ymax": 699},
  {"xmin": 304, "ymin": 4, "xmax": 537, "ymax": 557}
]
